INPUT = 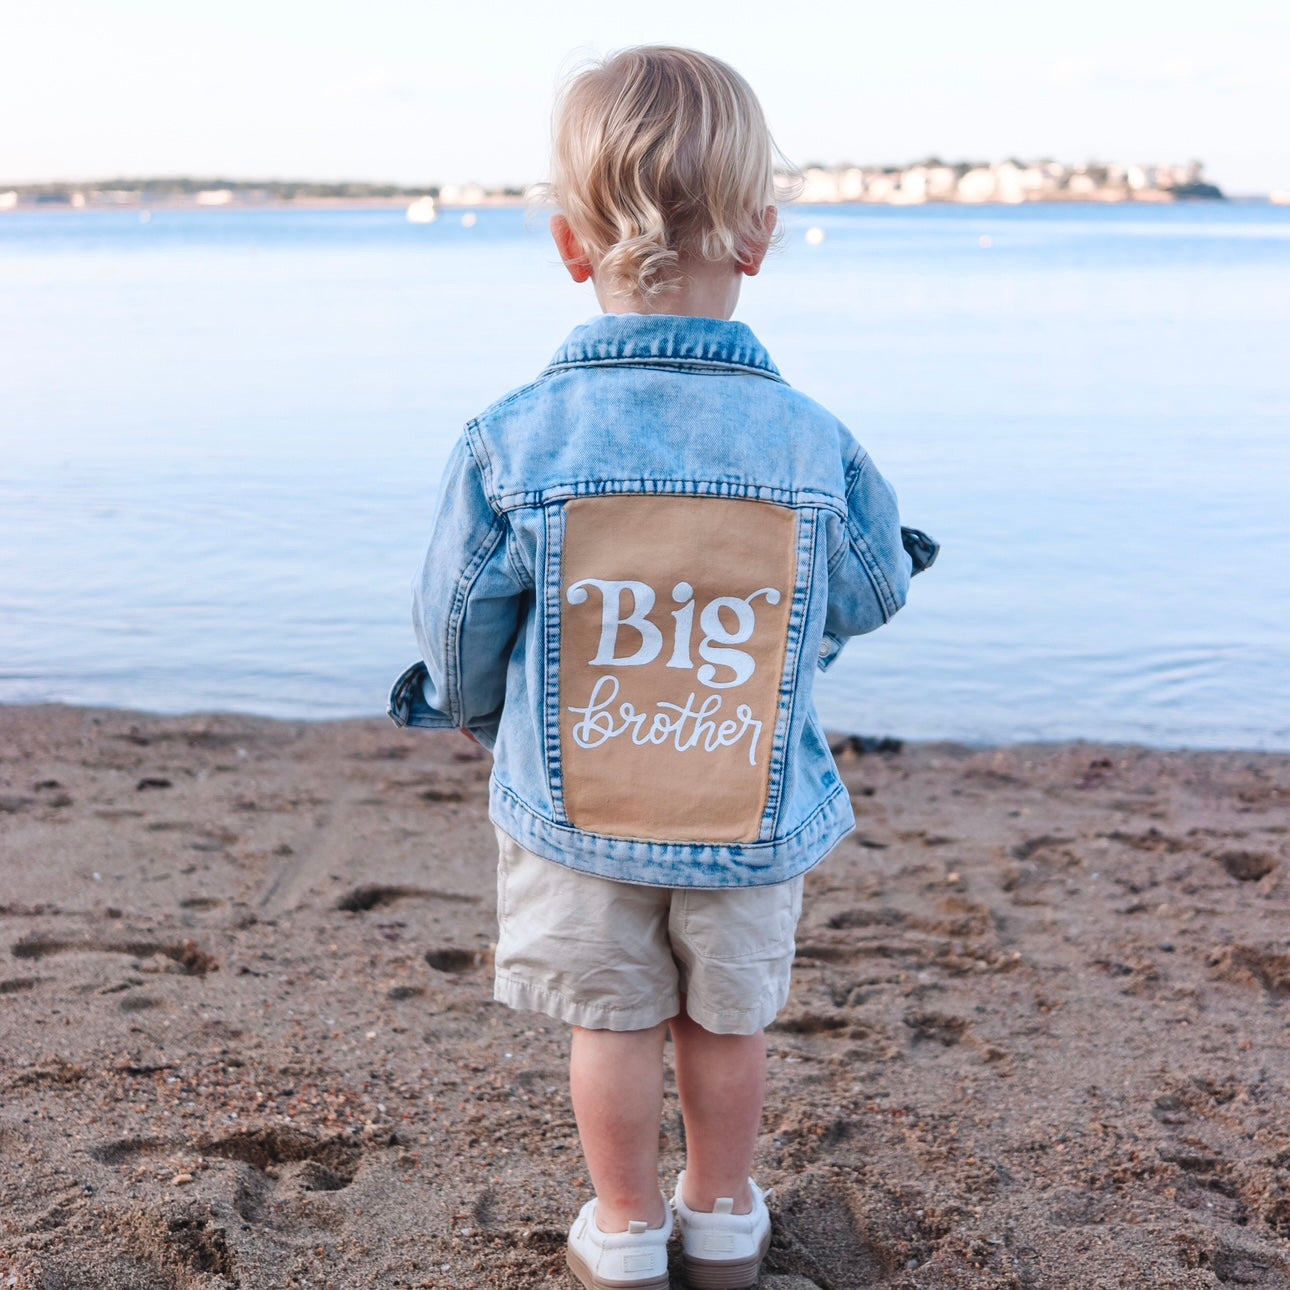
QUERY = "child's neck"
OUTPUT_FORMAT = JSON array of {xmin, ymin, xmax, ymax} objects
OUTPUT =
[{"xmin": 594, "ymin": 256, "xmax": 745, "ymax": 322}]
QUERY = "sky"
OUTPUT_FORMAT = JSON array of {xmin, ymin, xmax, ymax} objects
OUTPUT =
[{"xmin": 6, "ymin": 0, "xmax": 1288, "ymax": 194}]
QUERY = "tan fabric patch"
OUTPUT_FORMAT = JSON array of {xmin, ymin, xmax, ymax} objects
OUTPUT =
[{"xmin": 559, "ymin": 495, "xmax": 797, "ymax": 843}]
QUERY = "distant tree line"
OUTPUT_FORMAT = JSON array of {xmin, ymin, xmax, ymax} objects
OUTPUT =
[{"xmin": 7, "ymin": 178, "xmax": 448, "ymax": 201}]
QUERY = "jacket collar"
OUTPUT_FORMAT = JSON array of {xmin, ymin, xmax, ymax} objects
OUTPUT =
[{"xmin": 546, "ymin": 313, "xmax": 781, "ymax": 378}]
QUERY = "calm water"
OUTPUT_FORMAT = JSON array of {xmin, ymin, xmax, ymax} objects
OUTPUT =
[{"xmin": 2, "ymin": 203, "xmax": 1288, "ymax": 749}]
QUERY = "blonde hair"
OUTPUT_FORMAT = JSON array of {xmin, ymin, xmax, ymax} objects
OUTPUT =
[{"xmin": 546, "ymin": 46, "xmax": 786, "ymax": 299}]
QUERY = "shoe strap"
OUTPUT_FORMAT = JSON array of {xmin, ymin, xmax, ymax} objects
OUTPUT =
[
  {"xmin": 627, "ymin": 1220, "xmax": 648, "ymax": 1234},
  {"xmin": 713, "ymin": 1198, "xmax": 734, "ymax": 1215}
]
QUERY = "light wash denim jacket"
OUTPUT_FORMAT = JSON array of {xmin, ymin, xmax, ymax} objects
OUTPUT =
[{"xmin": 389, "ymin": 313, "xmax": 935, "ymax": 888}]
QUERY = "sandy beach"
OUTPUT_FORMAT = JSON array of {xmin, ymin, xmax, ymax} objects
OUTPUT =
[{"xmin": 1, "ymin": 703, "xmax": 1287, "ymax": 1289}]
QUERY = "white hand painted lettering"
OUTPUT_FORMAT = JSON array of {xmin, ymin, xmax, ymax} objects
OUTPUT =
[
  {"xmin": 666, "ymin": 582, "xmax": 695, "ymax": 670},
  {"xmin": 567, "ymin": 578, "xmax": 781, "ymax": 689},
  {"xmin": 567, "ymin": 675, "xmax": 765, "ymax": 766},
  {"xmin": 697, "ymin": 588, "xmax": 781, "ymax": 689},
  {"xmin": 566, "ymin": 578, "xmax": 662, "ymax": 666}
]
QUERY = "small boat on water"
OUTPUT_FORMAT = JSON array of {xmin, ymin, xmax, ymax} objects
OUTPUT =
[{"xmin": 406, "ymin": 196, "xmax": 438, "ymax": 224}]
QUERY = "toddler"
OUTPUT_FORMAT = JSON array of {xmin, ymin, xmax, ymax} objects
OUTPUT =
[{"xmin": 389, "ymin": 45, "xmax": 935, "ymax": 1290}]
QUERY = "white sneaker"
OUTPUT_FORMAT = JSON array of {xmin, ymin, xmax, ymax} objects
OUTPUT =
[
  {"xmin": 566, "ymin": 1196, "xmax": 673, "ymax": 1290},
  {"xmin": 671, "ymin": 1173, "xmax": 771, "ymax": 1290}
]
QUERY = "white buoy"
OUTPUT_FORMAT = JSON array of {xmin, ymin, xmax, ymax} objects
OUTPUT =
[
  {"xmin": 978, "ymin": 234, "xmax": 992, "ymax": 249},
  {"xmin": 461, "ymin": 211, "xmax": 477, "ymax": 228},
  {"xmin": 139, "ymin": 210, "xmax": 152, "ymax": 223},
  {"xmin": 406, "ymin": 196, "xmax": 438, "ymax": 224},
  {"xmin": 805, "ymin": 226, "xmax": 826, "ymax": 246}
]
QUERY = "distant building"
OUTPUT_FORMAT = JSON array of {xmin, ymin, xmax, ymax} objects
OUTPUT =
[{"xmin": 957, "ymin": 167, "xmax": 996, "ymax": 203}]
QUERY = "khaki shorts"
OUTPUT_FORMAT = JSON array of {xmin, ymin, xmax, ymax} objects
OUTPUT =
[{"xmin": 492, "ymin": 828, "xmax": 803, "ymax": 1035}]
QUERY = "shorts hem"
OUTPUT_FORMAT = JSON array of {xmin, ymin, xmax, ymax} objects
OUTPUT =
[
  {"xmin": 682, "ymin": 991, "xmax": 785, "ymax": 1036},
  {"xmin": 494, "ymin": 972, "xmax": 678, "ymax": 1032}
]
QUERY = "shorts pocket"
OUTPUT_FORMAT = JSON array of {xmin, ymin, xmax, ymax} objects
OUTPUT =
[{"xmin": 674, "ymin": 876, "xmax": 804, "ymax": 964}]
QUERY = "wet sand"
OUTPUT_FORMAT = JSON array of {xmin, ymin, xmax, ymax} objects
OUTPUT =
[{"xmin": 1, "ymin": 705, "xmax": 1287, "ymax": 1289}]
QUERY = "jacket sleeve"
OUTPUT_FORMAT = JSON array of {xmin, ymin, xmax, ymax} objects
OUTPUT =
[
  {"xmin": 818, "ymin": 442, "xmax": 915, "ymax": 672},
  {"xmin": 406, "ymin": 434, "xmax": 527, "ymax": 744}
]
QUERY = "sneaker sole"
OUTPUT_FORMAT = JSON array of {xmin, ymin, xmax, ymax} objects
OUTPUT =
[
  {"xmin": 681, "ymin": 1228, "xmax": 771, "ymax": 1290},
  {"xmin": 566, "ymin": 1246, "xmax": 671, "ymax": 1290}
]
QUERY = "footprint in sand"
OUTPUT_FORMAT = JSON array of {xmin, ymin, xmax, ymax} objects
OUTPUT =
[
  {"xmin": 116, "ymin": 1204, "xmax": 238, "ymax": 1286},
  {"xmin": 204, "ymin": 1126, "xmax": 366, "ymax": 1225},
  {"xmin": 424, "ymin": 947, "xmax": 488, "ymax": 974},
  {"xmin": 1209, "ymin": 945, "xmax": 1290, "ymax": 997},
  {"xmin": 771, "ymin": 1174, "xmax": 926, "ymax": 1287},
  {"xmin": 11, "ymin": 936, "xmax": 217, "ymax": 975},
  {"xmin": 89, "ymin": 1136, "xmax": 173, "ymax": 1165},
  {"xmin": 1213, "ymin": 849, "xmax": 1279, "ymax": 881},
  {"xmin": 1153, "ymin": 1079, "xmax": 1290, "ymax": 1250},
  {"xmin": 335, "ymin": 884, "xmax": 481, "ymax": 913},
  {"xmin": 904, "ymin": 1010, "xmax": 969, "ymax": 1046},
  {"xmin": 90, "ymin": 1127, "xmax": 367, "ymax": 1232},
  {"xmin": 200, "ymin": 1125, "xmax": 362, "ymax": 1187}
]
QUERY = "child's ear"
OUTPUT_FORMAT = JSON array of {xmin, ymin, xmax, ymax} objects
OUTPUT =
[
  {"xmin": 551, "ymin": 215, "xmax": 594, "ymax": 283},
  {"xmin": 740, "ymin": 206, "xmax": 778, "ymax": 277}
]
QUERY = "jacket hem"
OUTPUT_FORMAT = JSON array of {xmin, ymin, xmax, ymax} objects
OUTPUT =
[{"xmin": 488, "ymin": 779, "xmax": 854, "ymax": 889}]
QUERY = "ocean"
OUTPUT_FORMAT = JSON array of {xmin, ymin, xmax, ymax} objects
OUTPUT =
[{"xmin": 1, "ymin": 202, "xmax": 1287, "ymax": 749}]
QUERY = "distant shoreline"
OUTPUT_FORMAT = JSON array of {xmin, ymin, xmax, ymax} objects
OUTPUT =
[
  {"xmin": 6, "ymin": 193, "xmax": 1284, "ymax": 215},
  {"xmin": 0, "ymin": 195, "xmax": 527, "ymax": 213},
  {"xmin": 5, "ymin": 159, "xmax": 1279, "ymax": 211}
]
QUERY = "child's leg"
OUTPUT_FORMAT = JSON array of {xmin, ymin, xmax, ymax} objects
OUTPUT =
[
  {"xmin": 667, "ymin": 875, "xmax": 803, "ymax": 1221},
  {"xmin": 669, "ymin": 1006, "xmax": 765, "ymax": 1214},
  {"xmin": 569, "ymin": 1022, "xmax": 670, "ymax": 1231}
]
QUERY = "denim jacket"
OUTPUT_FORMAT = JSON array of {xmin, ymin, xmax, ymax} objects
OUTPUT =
[{"xmin": 389, "ymin": 313, "xmax": 935, "ymax": 888}]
